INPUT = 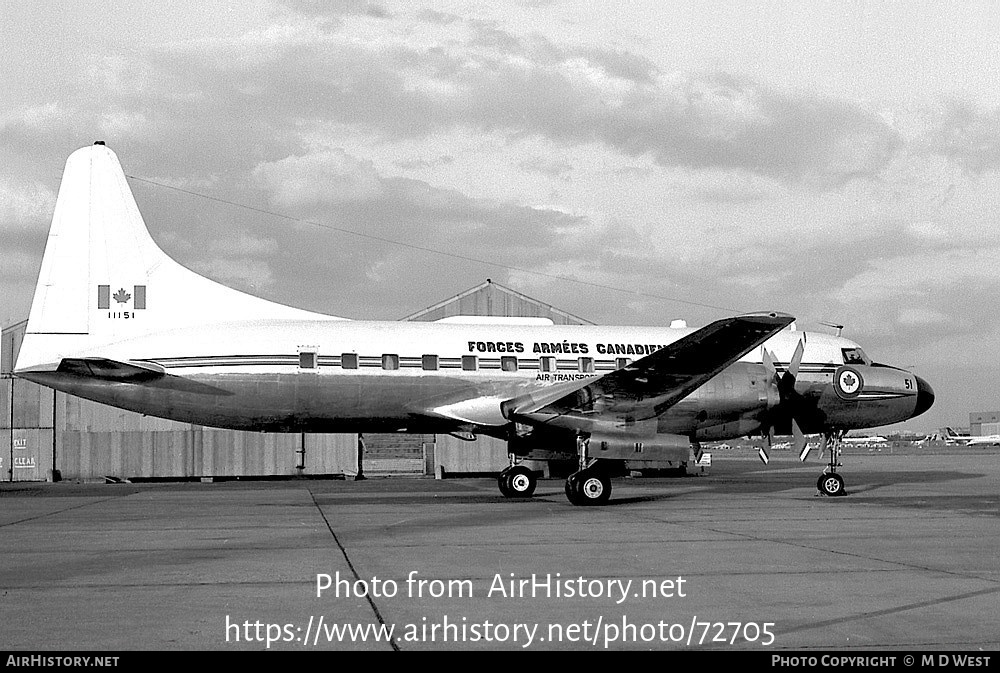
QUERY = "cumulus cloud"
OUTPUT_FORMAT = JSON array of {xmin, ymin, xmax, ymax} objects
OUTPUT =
[
  {"xmin": 0, "ymin": 178, "xmax": 55, "ymax": 229},
  {"xmin": 191, "ymin": 258, "xmax": 278, "ymax": 290},
  {"xmin": 906, "ymin": 221, "xmax": 950, "ymax": 243},
  {"xmin": 253, "ymin": 150, "xmax": 385, "ymax": 206},
  {"xmin": 834, "ymin": 249, "xmax": 1000, "ymax": 306},
  {"xmin": 132, "ymin": 11, "xmax": 900, "ymax": 188},
  {"xmin": 922, "ymin": 102, "xmax": 1000, "ymax": 174},
  {"xmin": 0, "ymin": 248, "xmax": 41, "ymax": 280},
  {"xmin": 897, "ymin": 307, "xmax": 949, "ymax": 326},
  {"xmin": 208, "ymin": 230, "xmax": 279, "ymax": 256}
]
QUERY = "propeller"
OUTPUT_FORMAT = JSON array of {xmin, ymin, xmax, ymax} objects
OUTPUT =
[{"xmin": 759, "ymin": 338, "xmax": 812, "ymax": 463}]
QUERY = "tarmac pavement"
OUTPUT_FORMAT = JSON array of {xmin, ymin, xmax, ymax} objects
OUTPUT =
[{"xmin": 1, "ymin": 451, "xmax": 997, "ymax": 651}]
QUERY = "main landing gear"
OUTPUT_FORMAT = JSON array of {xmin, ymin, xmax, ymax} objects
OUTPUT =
[
  {"xmin": 816, "ymin": 430, "xmax": 846, "ymax": 497},
  {"xmin": 565, "ymin": 436, "xmax": 612, "ymax": 506},
  {"xmin": 498, "ymin": 461, "xmax": 537, "ymax": 498},
  {"xmin": 497, "ymin": 437, "xmax": 614, "ymax": 505},
  {"xmin": 565, "ymin": 465, "xmax": 612, "ymax": 506}
]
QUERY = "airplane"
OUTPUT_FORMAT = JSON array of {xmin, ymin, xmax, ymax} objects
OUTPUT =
[
  {"xmin": 940, "ymin": 427, "xmax": 972, "ymax": 445},
  {"xmin": 967, "ymin": 436, "xmax": 1000, "ymax": 447},
  {"xmin": 13, "ymin": 143, "xmax": 936, "ymax": 504},
  {"xmin": 840, "ymin": 434, "xmax": 889, "ymax": 447},
  {"xmin": 944, "ymin": 427, "xmax": 1000, "ymax": 447}
]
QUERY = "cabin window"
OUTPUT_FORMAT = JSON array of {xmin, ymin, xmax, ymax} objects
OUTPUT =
[
  {"xmin": 341, "ymin": 353, "xmax": 358, "ymax": 369},
  {"xmin": 579, "ymin": 357, "xmax": 594, "ymax": 373},
  {"xmin": 382, "ymin": 354, "xmax": 399, "ymax": 370},
  {"xmin": 539, "ymin": 356, "xmax": 555, "ymax": 372},
  {"xmin": 501, "ymin": 356, "xmax": 518, "ymax": 372},
  {"xmin": 462, "ymin": 355, "xmax": 478, "ymax": 371},
  {"xmin": 299, "ymin": 351, "xmax": 318, "ymax": 369},
  {"xmin": 842, "ymin": 348, "xmax": 868, "ymax": 365},
  {"xmin": 422, "ymin": 354, "xmax": 439, "ymax": 371},
  {"xmin": 615, "ymin": 357, "xmax": 632, "ymax": 370}
]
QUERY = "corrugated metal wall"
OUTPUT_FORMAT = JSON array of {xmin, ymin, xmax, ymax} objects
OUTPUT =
[
  {"xmin": 435, "ymin": 434, "xmax": 550, "ymax": 478},
  {"xmin": 1, "ymin": 375, "xmax": 56, "ymax": 482},
  {"xmin": 55, "ymin": 428, "xmax": 356, "ymax": 480},
  {"xmin": 361, "ymin": 433, "xmax": 429, "ymax": 476}
]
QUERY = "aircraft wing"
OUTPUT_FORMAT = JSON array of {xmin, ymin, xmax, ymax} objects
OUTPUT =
[{"xmin": 504, "ymin": 312, "xmax": 794, "ymax": 432}]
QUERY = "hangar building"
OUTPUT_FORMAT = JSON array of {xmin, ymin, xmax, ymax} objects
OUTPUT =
[
  {"xmin": 1, "ymin": 280, "xmax": 591, "ymax": 482},
  {"xmin": 970, "ymin": 412, "xmax": 1000, "ymax": 436}
]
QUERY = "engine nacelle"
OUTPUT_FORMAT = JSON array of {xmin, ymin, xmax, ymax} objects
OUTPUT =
[
  {"xmin": 694, "ymin": 418, "xmax": 763, "ymax": 442},
  {"xmin": 589, "ymin": 431, "xmax": 691, "ymax": 462}
]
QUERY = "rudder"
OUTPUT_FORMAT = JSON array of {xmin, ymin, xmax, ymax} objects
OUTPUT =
[{"xmin": 15, "ymin": 142, "xmax": 337, "ymax": 372}]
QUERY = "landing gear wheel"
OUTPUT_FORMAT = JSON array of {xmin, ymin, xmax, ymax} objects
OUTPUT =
[
  {"xmin": 565, "ymin": 472, "xmax": 583, "ymax": 505},
  {"xmin": 818, "ymin": 472, "xmax": 845, "ymax": 497},
  {"xmin": 565, "ymin": 469, "xmax": 611, "ymax": 506},
  {"xmin": 498, "ymin": 469, "xmax": 513, "ymax": 497},
  {"xmin": 498, "ymin": 465, "xmax": 536, "ymax": 498}
]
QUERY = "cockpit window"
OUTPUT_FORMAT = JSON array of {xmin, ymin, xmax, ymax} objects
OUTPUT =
[{"xmin": 841, "ymin": 348, "xmax": 868, "ymax": 365}]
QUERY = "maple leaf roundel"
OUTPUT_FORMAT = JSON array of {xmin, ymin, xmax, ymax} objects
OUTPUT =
[{"xmin": 834, "ymin": 366, "xmax": 864, "ymax": 399}]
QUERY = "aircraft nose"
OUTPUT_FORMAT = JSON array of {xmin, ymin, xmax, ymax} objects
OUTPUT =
[{"xmin": 913, "ymin": 375, "xmax": 934, "ymax": 417}]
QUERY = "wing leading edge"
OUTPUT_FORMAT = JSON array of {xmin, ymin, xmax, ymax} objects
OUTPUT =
[{"xmin": 504, "ymin": 312, "xmax": 794, "ymax": 432}]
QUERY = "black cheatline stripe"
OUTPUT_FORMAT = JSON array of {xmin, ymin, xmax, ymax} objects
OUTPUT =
[
  {"xmin": 145, "ymin": 354, "xmax": 844, "ymax": 377},
  {"xmin": 159, "ymin": 361, "xmax": 294, "ymax": 369}
]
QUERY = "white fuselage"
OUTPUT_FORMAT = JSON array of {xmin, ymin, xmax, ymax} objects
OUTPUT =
[{"xmin": 25, "ymin": 319, "xmax": 877, "ymax": 438}]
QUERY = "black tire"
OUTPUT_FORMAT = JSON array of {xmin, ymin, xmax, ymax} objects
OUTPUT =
[
  {"xmin": 505, "ymin": 465, "xmax": 536, "ymax": 498},
  {"xmin": 818, "ymin": 472, "xmax": 845, "ymax": 497},
  {"xmin": 565, "ymin": 469, "xmax": 611, "ymax": 506},
  {"xmin": 565, "ymin": 472, "xmax": 584, "ymax": 505},
  {"xmin": 498, "ymin": 468, "xmax": 514, "ymax": 498}
]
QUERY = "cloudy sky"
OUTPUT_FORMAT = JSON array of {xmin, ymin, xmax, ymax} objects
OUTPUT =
[{"xmin": 3, "ymin": 0, "xmax": 999, "ymax": 433}]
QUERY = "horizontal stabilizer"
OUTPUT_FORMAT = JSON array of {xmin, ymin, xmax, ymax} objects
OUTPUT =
[
  {"xmin": 56, "ymin": 358, "xmax": 165, "ymax": 382},
  {"xmin": 18, "ymin": 357, "xmax": 232, "ymax": 397}
]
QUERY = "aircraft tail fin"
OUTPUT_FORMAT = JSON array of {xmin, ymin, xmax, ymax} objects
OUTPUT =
[{"xmin": 15, "ymin": 142, "xmax": 338, "ymax": 372}]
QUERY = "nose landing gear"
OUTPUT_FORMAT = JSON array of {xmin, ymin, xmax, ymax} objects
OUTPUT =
[
  {"xmin": 815, "ymin": 430, "xmax": 847, "ymax": 497},
  {"xmin": 817, "ymin": 471, "xmax": 845, "ymax": 497}
]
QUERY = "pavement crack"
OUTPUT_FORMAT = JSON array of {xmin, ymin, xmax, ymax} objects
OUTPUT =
[
  {"xmin": 0, "ymin": 494, "xmax": 133, "ymax": 529},
  {"xmin": 307, "ymin": 485, "xmax": 401, "ymax": 651}
]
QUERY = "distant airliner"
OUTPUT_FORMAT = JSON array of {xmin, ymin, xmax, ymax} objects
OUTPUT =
[
  {"xmin": 840, "ymin": 435, "xmax": 890, "ymax": 450},
  {"xmin": 14, "ymin": 143, "xmax": 935, "ymax": 503},
  {"xmin": 944, "ymin": 427, "xmax": 1000, "ymax": 447}
]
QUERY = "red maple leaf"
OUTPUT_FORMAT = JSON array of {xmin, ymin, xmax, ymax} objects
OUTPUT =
[{"xmin": 113, "ymin": 288, "xmax": 131, "ymax": 304}]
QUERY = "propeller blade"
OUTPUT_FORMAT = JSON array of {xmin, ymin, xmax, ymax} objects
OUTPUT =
[
  {"xmin": 784, "ymin": 339, "xmax": 805, "ymax": 382},
  {"xmin": 793, "ymin": 418, "xmax": 811, "ymax": 461},
  {"xmin": 757, "ymin": 445, "xmax": 770, "ymax": 464},
  {"xmin": 762, "ymin": 348, "xmax": 777, "ymax": 378},
  {"xmin": 790, "ymin": 338, "xmax": 805, "ymax": 376}
]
